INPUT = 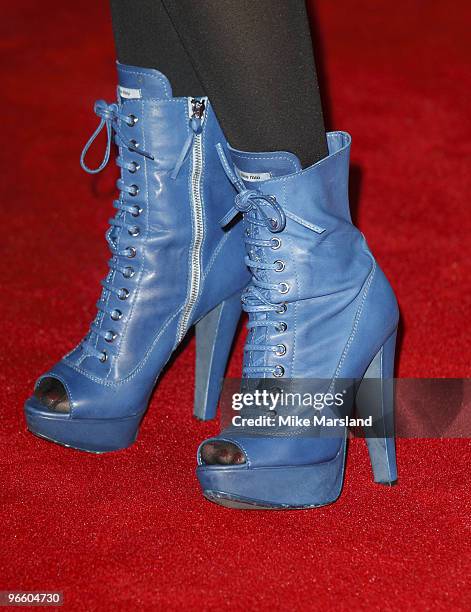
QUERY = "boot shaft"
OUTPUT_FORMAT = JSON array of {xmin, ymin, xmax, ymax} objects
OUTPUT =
[
  {"xmin": 224, "ymin": 132, "xmax": 398, "ymax": 379},
  {"xmin": 231, "ymin": 131, "xmax": 352, "ymax": 227},
  {"xmin": 66, "ymin": 63, "xmax": 248, "ymax": 381}
]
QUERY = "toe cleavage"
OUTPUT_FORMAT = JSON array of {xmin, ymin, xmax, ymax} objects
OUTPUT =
[
  {"xmin": 200, "ymin": 441, "xmax": 246, "ymax": 465},
  {"xmin": 33, "ymin": 378, "xmax": 70, "ymax": 414}
]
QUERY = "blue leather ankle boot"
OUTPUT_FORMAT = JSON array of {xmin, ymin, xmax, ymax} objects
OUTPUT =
[
  {"xmin": 24, "ymin": 63, "xmax": 249, "ymax": 452},
  {"xmin": 197, "ymin": 132, "xmax": 399, "ymax": 509}
]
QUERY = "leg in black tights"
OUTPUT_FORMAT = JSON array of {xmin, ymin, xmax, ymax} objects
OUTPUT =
[
  {"xmin": 109, "ymin": 0, "xmax": 204, "ymax": 97},
  {"xmin": 110, "ymin": 0, "xmax": 328, "ymax": 168}
]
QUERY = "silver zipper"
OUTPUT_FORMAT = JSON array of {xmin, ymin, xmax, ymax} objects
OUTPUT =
[{"xmin": 177, "ymin": 97, "xmax": 207, "ymax": 343}]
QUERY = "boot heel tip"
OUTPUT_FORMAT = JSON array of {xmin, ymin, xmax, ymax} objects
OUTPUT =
[{"xmin": 376, "ymin": 479, "xmax": 398, "ymax": 487}]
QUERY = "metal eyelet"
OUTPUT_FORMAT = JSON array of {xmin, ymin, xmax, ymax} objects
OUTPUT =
[
  {"xmin": 99, "ymin": 351, "xmax": 108, "ymax": 363},
  {"xmin": 129, "ymin": 184, "xmax": 139, "ymax": 197},
  {"xmin": 276, "ymin": 303, "xmax": 287, "ymax": 314},
  {"xmin": 270, "ymin": 218, "xmax": 280, "ymax": 231},
  {"xmin": 131, "ymin": 206, "xmax": 142, "ymax": 218},
  {"xmin": 271, "ymin": 237, "xmax": 281, "ymax": 250},
  {"xmin": 128, "ymin": 161, "xmax": 140, "ymax": 174},
  {"xmin": 273, "ymin": 365, "xmax": 285, "ymax": 377},
  {"xmin": 127, "ymin": 114, "xmax": 138, "ymax": 127},
  {"xmin": 128, "ymin": 225, "xmax": 140, "ymax": 237},
  {"xmin": 279, "ymin": 282, "xmax": 290, "ymax": 294},
  {"xmin": 118, "ymin": 288, "xmax": 130, "ymax": 300},
  {"xmin": 275, "ymin": 344, "xmax": 287, "ymax": 356},
  {"xmin": 105, "ymin": 331, "xmax": 117, "ymax": 343},
  {"xmin": 128, "ymin": 139, "xmax": 139, "ymax": 151},
  {"xmin": 126, "ymin": 247, "xmax": 136, "ymax": 258},
  {"xmin": 276, "ymin": 321, "xmax": 287, "ymax": 333},
  {"xmin": 245, "ymin": 228, "xmax": 250, "ymax": 236},
  {"xmin": 111, "ymin": 309, "xmax": 122, "ymax": 321},
  {"xmin": 274, "ymin": 260, "xmax": 285, "ymax": 272},
  {"xmin": 123, "ymin": 267, "xmax": 135, "ymax": 279}
]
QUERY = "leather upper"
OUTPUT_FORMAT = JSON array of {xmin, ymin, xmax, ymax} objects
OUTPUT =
[{"xmin": 198, "ymin": 132, "xmax": 399, "ymax": 466}]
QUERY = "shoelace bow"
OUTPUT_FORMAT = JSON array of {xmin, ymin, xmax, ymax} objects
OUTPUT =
[
  {"xmin": 216, "ymin": 143, "xmax": 325, "ymax": 377},
  {"xmin": 78, "ymin": 100, "xmax": 155, "ymax": 362}
]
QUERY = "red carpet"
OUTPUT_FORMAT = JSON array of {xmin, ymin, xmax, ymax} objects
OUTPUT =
[{"xmin": 1, "ymin": 1, "xmax": 470, "ymax": 609}]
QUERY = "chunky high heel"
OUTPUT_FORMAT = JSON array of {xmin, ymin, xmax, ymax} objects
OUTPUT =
[
  {"xmin": 356, "ymin": 330, "xmax": 398, "ymax": 485},
  {"xmin": 193, "ymin": 291, "xmax": 242, "ymax": 421},
  {"xmin": 196, "ymin": 131, "xmax": 400, "ymax": 508},
  {"xmin": 24, "ymin": 63, "xmax": 249, "ymax": 453}
]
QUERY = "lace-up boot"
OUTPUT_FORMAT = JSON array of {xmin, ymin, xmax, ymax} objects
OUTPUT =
[
  {"xmin": 197, "ymin": 132, "xmax": 399, "ymax": 508},
  {"xmin": 25, "ymin": 63, "xmax": 249, "ymax": 452}
]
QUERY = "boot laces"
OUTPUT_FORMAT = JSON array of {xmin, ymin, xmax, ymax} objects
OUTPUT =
[
  {"xmin": 78, "ymin": 100, "xmax": 155, "ymax": 363},
  {"xmin": 216, "ymin": 143, "xmax": 327, "ymax": 378},
  {"xmin": 216, "ymin": 144, "xmax": 289, "ymax": 378}
]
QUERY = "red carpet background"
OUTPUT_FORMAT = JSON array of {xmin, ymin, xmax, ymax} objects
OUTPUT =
[{"xmin": 1, "ymin": 1, "xmax": 470, "ymax": 609}]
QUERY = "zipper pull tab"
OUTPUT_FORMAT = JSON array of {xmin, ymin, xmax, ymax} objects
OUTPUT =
[
  {"xmin": 191, "ymin": 98, "xmax": 205, "ymax": 118},
  {"xmin": 171, "ymin": 98, "xmax": 206, "ymax": 180}
]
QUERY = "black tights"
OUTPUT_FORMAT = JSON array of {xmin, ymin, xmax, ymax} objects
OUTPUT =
[{"xmin": 109, "ymin": 0, "xmax": 327, "ymax": 168}]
